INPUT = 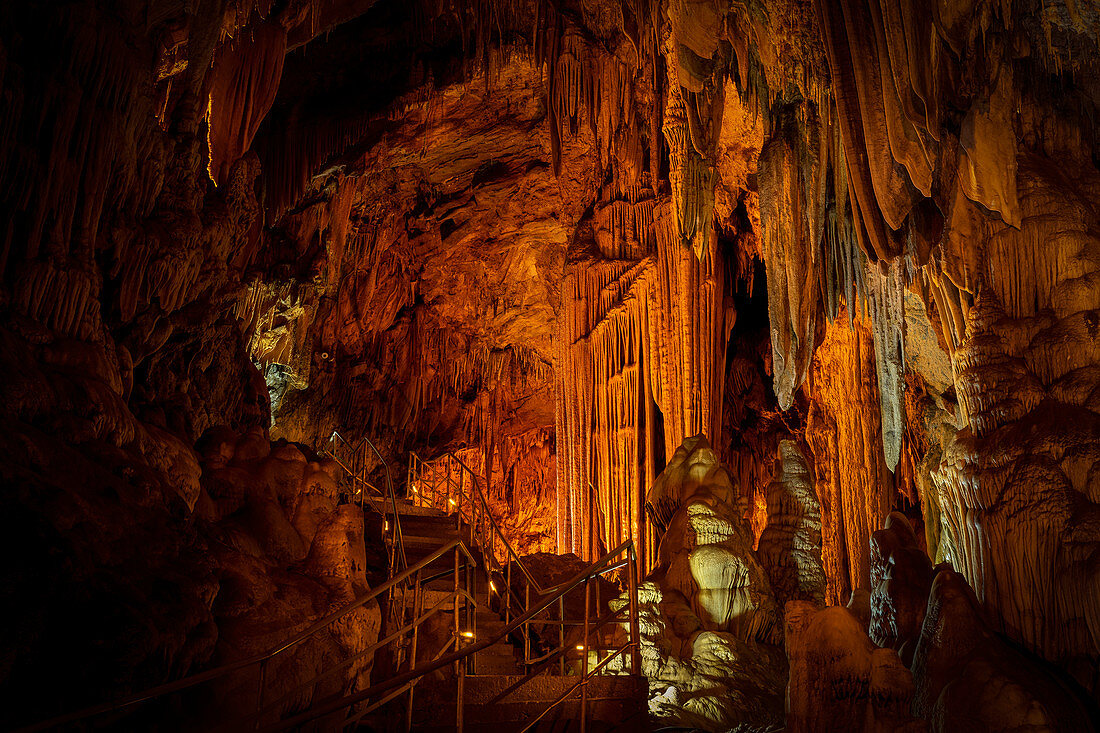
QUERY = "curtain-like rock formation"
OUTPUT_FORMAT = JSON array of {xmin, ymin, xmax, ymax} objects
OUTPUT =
[{"xmin": 806, "ymin": 311, "xmax": 896, "ymax": 605}]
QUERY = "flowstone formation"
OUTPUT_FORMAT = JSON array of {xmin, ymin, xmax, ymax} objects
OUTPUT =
[
  {"xmin": 614, "ymin": 436, "xmax": 786, "ymax": 731},
  {"xmin": 191, "ymin": 428, "xmax": 381, "ymax": 727},
  {"xmin": 788, "ymin": 513, "xmax": 1100, "ymax": 733}
]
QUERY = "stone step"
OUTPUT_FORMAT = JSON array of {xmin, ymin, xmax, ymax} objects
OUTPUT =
[
  {"xmin": 364, "ymin": 497, "xmax": 448, "ymax": 518},
  {"xmin": 404, "ymin": 674, "xmax": 649, "ymax": 730}
]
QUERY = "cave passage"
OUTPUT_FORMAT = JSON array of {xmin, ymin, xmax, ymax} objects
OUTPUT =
[{"xmin": 2, "ymin": 0, "xmax": 1100, "ymax": 731}]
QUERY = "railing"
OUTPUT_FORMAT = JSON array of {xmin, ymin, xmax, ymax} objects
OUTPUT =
[
  {"xmin": 20, "ymin": 539, "xmax": 481, "ymax": 732},
  {"xmin": 24, "ymin": 445, "xmax": 643, "ymax": 733},
  {"xmin": 261, "ymin": 539, "xmax": 642, "ymax": 732},
  {"xmin": 406, "ymin": 451, "xmax": 642, "ymax": 729},
  {"xmin": 408, "ymin": 451, "xmax": 578, "ymax": 613},
  {"xmin": 325, "ymin": 430, "xmax": 408, "ymax": 581}
]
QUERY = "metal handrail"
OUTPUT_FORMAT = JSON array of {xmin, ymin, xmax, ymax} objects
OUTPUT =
[
  {"xmin": 28, "ymin": 449, "xmax": 642, "ymax": 733},
  {"xmin": 21, "ymin": 539, "xmax": 478, "ymax": 732},
  {"xmin": 327, "ymin": 430, "xmax": 408, "ymax": 578},
  {"xmin": 261, "ymin": 539, "xmax": 642, "ymax": 731},
  {"xmin": 409, "ymin": 450, "xmax": 606, "ymax": 597},
  {"xmin": 518, "ymin": 639, "xmax": 635, "ymax": 733}
]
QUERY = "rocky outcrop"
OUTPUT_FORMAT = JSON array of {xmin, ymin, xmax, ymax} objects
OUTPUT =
[
  {"xmin": 611, "ymin": 436, "xmax": 785, "ymax": 731},
  {"xmin": 785, "ymin": 602, "xmax": 925, "ymax": 733},
  {"xmin": 792, "ymin": 513, "xmax": 1100, "ymax": 733},
  {"xmin": 912, "ymin": 568, "xmax": 1099, "ymax": 731},
  {"xmin": 869, "ymin": 513, "xmax": 932, "ymax": 666},
  {"xmin": 191, "ymin": 429, "xmax": 380, "ymax": 727}
]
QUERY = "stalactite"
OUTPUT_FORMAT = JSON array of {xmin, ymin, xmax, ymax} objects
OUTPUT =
[
  {"xmin": 592, "ymin": 197, "xmax": 657, "ymax": 259},
  {"xmin": 758, "ymin": 103, "xmax": 822, "ymax": 410},
  {"xmin": 865, "ymin": 256, "xmax": 906, "ymax": 470},
  {"xmin": 663, "ymin": 84, "xmax": 720, "ymax": 256},
  {"xmin": 206, "ymin": 18, "xmax": 287, "ymax": 186},
  {"xmin": 806, "ymin": 308, "xmax": 896, "ymax": 605}
]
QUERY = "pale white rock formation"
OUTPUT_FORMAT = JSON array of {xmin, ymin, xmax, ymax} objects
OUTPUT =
[
  {"xmin": 757, "ymin": 440, "xmax": 826, "ymax": 610},
  {"xmin": 607, "ymin": 435, "xmax": 785, "ymax": 731}
]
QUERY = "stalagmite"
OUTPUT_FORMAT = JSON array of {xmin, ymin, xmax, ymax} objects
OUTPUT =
[
  {"xmin": 610, "ymin": 435, "xmax": 786, "ymax": 731},
  {"xmin": 756, "ymin": 440, "xmax": 826, "ymax": 610},
  {"xmin": 785, "ymin": 602, "xmax": 924, "ymax": 733}
]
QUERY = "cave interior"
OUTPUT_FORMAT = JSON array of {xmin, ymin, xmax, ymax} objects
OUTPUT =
[{"xmin": 3, "ymin": 0, "xmax": 1100, "ymax": 730}]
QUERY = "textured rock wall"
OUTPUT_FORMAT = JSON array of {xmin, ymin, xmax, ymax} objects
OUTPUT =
[
  {"xmin": 0, "ymin": 1, "xmax": 385, "ymax": 723},
  {"xmin": 806, "ymin": 311, "xmax": 896, "ymax": 606}
]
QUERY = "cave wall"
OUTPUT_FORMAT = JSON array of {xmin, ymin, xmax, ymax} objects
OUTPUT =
[
  {"xmin": 0, "ymin": 0, "xmax": 388, "ymax": 723},
  {"xmin": 5, "ymin": 0, "xmax": 1100, "ymax": 724}
]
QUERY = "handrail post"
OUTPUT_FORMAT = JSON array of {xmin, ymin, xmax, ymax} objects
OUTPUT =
[
  {"xmin": 254, "ymin": 658, "xmax": 267, "ymax": 730},
  {"xmin": 505, "ymin": 561, "xmax": 512, "ymax": 625},
  {"xmin": 468, "ymin": 556, "xmax": 476, "ymax": 676},
  {"xmin": 406, "ymin": 568, "xmax": 423, "ymax": 732},
  {"xmin": 581, "ymin": 577, "xmax": 590, "ymax": 733},
  {"xmin": 524, "ymin": 582, "xmax": 531, "ymax": 667},
  {"xmin": 457, "ymin": 653, "xmax": 465, "ymax": 733},
  {"xmin": 453, "ymin": 545, "xmax": 464, "ymax": 731},
  {"xmin": 558, "ymin": 596, "xmax": 566, "ymax": 676},
  {"xmin": 629, "ymin": 550, "xmax": 640, "ymax": 676}
]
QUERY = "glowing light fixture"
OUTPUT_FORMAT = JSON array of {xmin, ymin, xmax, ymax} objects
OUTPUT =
[
  {"xmin": 489, "ymin": 580, "xmax": 497, "ymax": 593},
  {"xmin": 448, "ymin": 498, "xmax": 456, "ymax": 506},
  {"xmin": 461, "ymin": 631, "xmax": 475, "ymax": 638},
  {"xmin": 575, "ymin": 645, "xmax": 585, "ymax": 651}
]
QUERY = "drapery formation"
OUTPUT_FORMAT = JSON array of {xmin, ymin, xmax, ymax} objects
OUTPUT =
[
  {"xmin": 734, "ymin": 0, "xmax": 1100, "ymax": 687},
  {"xmin": 556, "ymin": 201, "xmax": 728, "ymax": 572}
]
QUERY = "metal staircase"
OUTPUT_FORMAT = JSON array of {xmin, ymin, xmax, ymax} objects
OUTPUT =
[{"xmin": 21, "ymin": 434, "xmax": 647, "ymax": 733}]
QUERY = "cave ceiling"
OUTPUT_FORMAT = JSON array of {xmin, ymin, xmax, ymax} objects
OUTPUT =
[{"xmin": 3, "ymin": 0, "xmax": 1100, "ymax": 726}]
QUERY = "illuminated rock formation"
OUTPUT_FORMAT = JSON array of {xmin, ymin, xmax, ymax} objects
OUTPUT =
[
  {"xmin": 806, "ymin": 311, "xmax": 896, "ymax": 606},
  {"xmin": 6, "ymin": 0, "xmax": 1100, "ymax": 727},
  {"xmin": 757, "ymin": 440, "xmax": 826, "ymax": 610},
  {"xmin": 615, "ymin": 435, "xmax": 785, "ymax": 731},
  {"xmin": 785, "ymin": 602, "xmax": 924, "ymax": 733}
]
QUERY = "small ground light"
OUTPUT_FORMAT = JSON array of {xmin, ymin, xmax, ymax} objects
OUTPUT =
[{"xmin": 461, "ymin": 631, "xmax": 475, "ymax": 638}]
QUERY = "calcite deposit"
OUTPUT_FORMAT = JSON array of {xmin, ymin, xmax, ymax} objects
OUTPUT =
[
  {"xmin": 608, "ymin": 436, "xmax": 786, "ymax": 731},
  {"xmin": 5, "ymin": 0, "xmax": 1100, "ymax": 728}
]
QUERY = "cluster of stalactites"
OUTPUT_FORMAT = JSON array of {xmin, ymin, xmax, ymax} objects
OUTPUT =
[
  {"xmin": 556, "ymin": 200, "xmax": 729, "ymax": 572},
  {"xmin": 536, "ymin": 4, "xmax": 658, "ymax": 204},
  {"xmin": 1, "ymin": 5, "xmax": 162, "ymax": 339},
  {"xmin": 664, "ymin": 82, "xmax": 721, "ymax": 257},
  {"xmin": 754, "ymin": 91, "xmax": 909, "ymax": 470},
  {"xmin": 592, "ymin": 197, "xmax": 657, "ymax": 259}
]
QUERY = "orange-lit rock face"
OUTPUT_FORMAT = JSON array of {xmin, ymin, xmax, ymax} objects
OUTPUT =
[
  {"xmin": 806, "ymin": 311, "xmax": 896, "ymax": 606},
  {"xmin": 7, "ymin": 0, "xmax": 1100, "ymax": 728}
]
